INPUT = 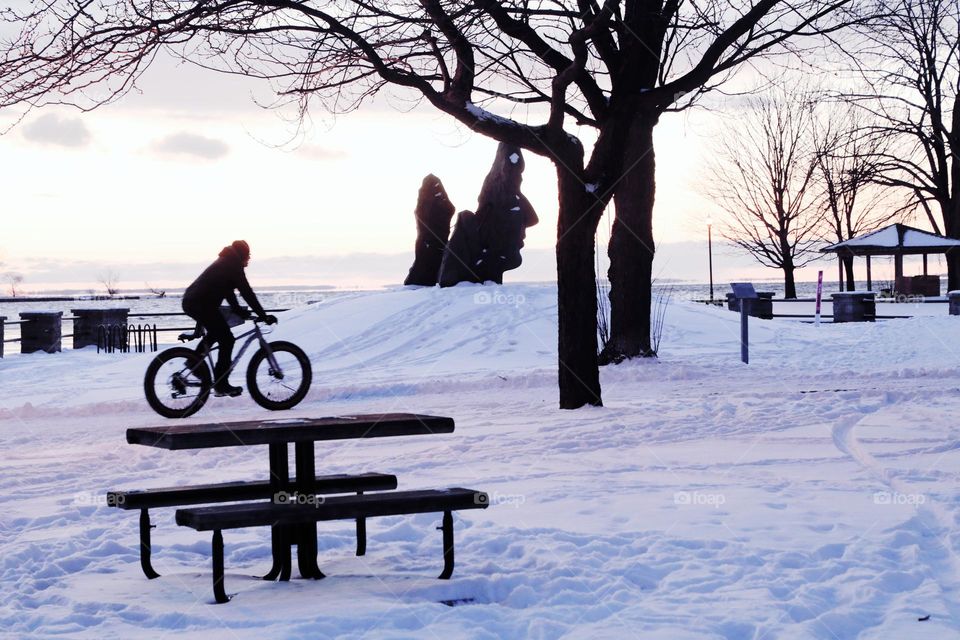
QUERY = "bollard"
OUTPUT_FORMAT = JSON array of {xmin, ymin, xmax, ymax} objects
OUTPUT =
[
  {"xmin": 71, "ymin": 308, "xmax": 130, "ymax": 350},
  {"xmin": 949, "ymin": 291, "xmax": 960, "ymax": 316},
  {"xmin": 0, "ymin": 316, "xmax": 5, "ymax": 358},
  {"xmin": 19, "ymin": 311, "xmax": 63, "ymax": 353}
]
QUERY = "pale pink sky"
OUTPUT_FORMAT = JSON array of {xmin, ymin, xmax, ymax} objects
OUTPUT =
[{"xmin": 0, "ymin": 52, "xmax": 932, "ymax": 291}]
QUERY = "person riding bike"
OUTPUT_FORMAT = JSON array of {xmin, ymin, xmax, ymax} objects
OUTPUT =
[{"xmin": 182, "ymin": 240, "xmax": 276, "ymax": 397}]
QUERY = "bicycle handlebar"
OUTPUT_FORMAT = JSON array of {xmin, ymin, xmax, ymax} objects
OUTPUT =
[{"xmin": 177, "ymin": 316, "xmax": 276, "ymax": 342}]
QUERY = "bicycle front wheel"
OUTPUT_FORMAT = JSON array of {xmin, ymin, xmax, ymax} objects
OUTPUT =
[
  {"xmin": 246, "ymin": 341, "xmax": 312, "ymax": 410},
  {"xmin": 144, "ymin": 347, "xmax": 212, "ymax": 418}
]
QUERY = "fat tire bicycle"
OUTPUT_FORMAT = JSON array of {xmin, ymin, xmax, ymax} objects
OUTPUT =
[{"xmin": 144, "ymin": 318, "xmax": 312, "ymax": 418}]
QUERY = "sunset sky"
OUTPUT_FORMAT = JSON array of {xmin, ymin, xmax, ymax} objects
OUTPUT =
[{"xmin": 0, "ymin": 52, "xmax": 935, "ymax": 292}]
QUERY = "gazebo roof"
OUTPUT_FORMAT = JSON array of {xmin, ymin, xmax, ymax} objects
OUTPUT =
[{"xmin": 820, "ymin": 223, "xmax": 960, "ymax": 256}]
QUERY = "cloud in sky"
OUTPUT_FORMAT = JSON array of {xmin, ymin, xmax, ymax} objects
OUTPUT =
[
  {"xmin": 22, "ymin": 113, "xmax": 91, "ymax": 148},
  {"xmin": 153, "ymin": 132, "xmax": 229, "ymax": 159}
]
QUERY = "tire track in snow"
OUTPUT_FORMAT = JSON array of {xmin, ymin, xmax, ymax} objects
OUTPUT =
[{"xmin": 832, "ymin": 413, "xmax": 960, "ymax": 622}]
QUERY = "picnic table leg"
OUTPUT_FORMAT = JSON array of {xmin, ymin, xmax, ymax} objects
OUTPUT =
[
  {"xmin": 356, "ymin": 491, "xmax": 367, "ymax": 557},
  {"xmin": 264, "ymin": 442, "xmax": 292, "ymax": 581},
  {"xmin": 295, "ymin": 441, "xmax": 325, "ymax": 579},
  {"xmin": 438, "ymin": 510, "xmax": 454, "ymax": 580},
  {"xmin": 212, "ymin": 529, "xmax": 230, "ymax": 603},
  {"xmin": 138, "ymin": 508, "xmax": 161, "ymax": 579},
  {"xmin": 278, "ymin": 531, "xmax": 292, "ymax": 582}
]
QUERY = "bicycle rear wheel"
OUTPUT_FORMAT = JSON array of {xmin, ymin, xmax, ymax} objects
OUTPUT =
[
  {"xmin": 144, "ymin": 347, "xmax": 212, "ymax": 418},
  {"xmin": 246, "ymin": 341, "xmax": 312, "ymax": 410}
]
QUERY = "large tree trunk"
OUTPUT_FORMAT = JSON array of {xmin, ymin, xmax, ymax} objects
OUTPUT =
[
  {"xmin": 947, "ymin": 251, "xmax": 960, "ymax": 292},
  {"xmin": 556, "ymin": 168, "xmax": 604, "ymax": 409},
  {"xmin": 783, "ymin": 259, "xmax": 798, "ymax": 299},
  {"xmin": 600, "ymin": 115, "xmax": 657, "ymax": 364},
  {"xmin": 943, "ymin": 197, "xmax": 960, "ymax": 292},
  {"xmin": 947, "ymin": 95, "xmax": 960, "ymax": 291},
  {"xmin": 842, "ymin": 255, "xmax": 855, "ymax": 291}
]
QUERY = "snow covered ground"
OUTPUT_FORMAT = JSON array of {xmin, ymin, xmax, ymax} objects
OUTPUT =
[{"xmin": 1, "ymin": 283, "xmax": 959, "ymax": 639}]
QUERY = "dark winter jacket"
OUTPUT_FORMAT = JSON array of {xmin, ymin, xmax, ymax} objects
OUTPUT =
[{"xmin": 182, "ymin": 245, "xmax": 267, "ymax": 318}]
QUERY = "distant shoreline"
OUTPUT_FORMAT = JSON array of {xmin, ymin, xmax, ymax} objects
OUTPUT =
[{"xmin": 0, "ymin": 295, "xmax": 146, "ymax": 303}]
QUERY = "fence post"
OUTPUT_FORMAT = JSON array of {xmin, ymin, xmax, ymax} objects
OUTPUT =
[
  {"xmin": 19, "ymin": 311, "xmax": 63, "ymax": 354},
  {"xmin": 0, "ymin": 316, "xmax": 5, "ymax": 358}
]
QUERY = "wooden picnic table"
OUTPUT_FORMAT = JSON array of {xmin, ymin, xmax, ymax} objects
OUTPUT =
[{"xmin": 126, "ymin": 413, "xmax": 455, "ymax": 582}]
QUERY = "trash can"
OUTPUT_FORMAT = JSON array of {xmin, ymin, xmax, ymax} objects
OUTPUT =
[
  {"xmin": 949, "ymin": 291, "xmax": 960, "ymax": 315},
  {"xmin": 831, "ymin": 292, "xmax": 876, "ymax": 323},
  {"xmin": 725, "ymin": 292, "xmax": 774, "ymax": 319},
  {"xmin": 20, "ymin": 311, "xmax": 63, "ymax": 353}
]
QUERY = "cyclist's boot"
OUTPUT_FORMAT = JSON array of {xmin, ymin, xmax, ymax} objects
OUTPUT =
[
  {"xmin": 213, "ymin": 383, "xmax": 243, "ymax": 397},
  {"xmin": 212, "ymin": 353, "xmax": 242, "ymax": 397}
]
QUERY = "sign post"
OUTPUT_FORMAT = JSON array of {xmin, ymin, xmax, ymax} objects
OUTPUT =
[
  {"xmin": 814, "ymin": 270, "xmax": 824, "ymax": 326},
  {"xmin": 730, "ymin": 283, "xmax": 759, "ymax": 364}
]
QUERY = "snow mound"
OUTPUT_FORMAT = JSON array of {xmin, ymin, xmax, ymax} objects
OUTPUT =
[{"xmin": 3, "ymin": 283, "xmax": 960, "ymax": 637}]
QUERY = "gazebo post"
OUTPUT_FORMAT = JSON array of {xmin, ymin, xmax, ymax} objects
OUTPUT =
[
  {"xmin": 838, "ymin": 258, "xmax": 844, "ymax": 292},
  {"xmin": 923, "ymin": 253, "xmax": 928, "ymax": 276},
  {"xmin": 866, "ymin": 256, "xmax": 872, "ymax": 291},
  {"xmin": 895, "ymin": 251, "xmax": 904, "ymax": 293}
]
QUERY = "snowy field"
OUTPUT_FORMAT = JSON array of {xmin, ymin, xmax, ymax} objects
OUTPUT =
[{"xmin": 1, "ymin": 283, "xmax": 959, "ymax": 639}]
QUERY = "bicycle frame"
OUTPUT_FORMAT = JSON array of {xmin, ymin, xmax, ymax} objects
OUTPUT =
[{"xmin": 195, "ymin": 322, "xmax": 282, "ymax": 378}]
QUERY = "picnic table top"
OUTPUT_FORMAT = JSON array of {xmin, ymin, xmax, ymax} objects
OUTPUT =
[{"xmin": 126, "ymin": 413, "xmax": 455, "ymax": 450}]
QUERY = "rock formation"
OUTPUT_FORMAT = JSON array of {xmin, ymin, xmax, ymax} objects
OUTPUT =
[
  {"xmin": 438, "ymin": 143, "xmax": 539, "ymax": 287},
  {"xmin": 437, "ymin": 209, "xmax": 483, "ymax": 287},
  {"xmin": 403, "ymin": 174, "xmax": 456, "ymax": 286}
]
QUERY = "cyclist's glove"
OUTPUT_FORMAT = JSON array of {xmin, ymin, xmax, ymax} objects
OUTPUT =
[{"xmin": 262, "ymin": 314, "xmax": 278, "ymax": 325}]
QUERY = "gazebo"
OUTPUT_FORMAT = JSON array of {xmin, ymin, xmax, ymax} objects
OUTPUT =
[{"xmin": 821, "ymin": 223, "xmax": 960, "ymax": 296}]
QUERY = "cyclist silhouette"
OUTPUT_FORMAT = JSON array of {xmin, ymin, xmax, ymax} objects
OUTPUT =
[{"xmin": 182, "ymin": 240, "xmax": 276, "ymax": 396}]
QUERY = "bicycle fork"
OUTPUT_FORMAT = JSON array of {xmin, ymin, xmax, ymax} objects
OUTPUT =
[{"xmin": 258, "ymin": 337, "xmax": 284, "ymax": 379}]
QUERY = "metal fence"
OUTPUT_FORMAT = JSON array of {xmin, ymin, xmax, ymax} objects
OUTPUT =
[{"xmin": 1, "ymin": 309, "xmax": 287, "ymax": 356}]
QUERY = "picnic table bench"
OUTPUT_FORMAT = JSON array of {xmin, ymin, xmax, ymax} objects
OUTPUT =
[
  {"xmin": 178, "ymin": 488, "xmax": 488, "ymax": 602},
  {"xmin": 108, "ymin": 413, "xmax": 490, "ymax": 603},
  {"xmin": 107, "ymin": 472, "xmax": 398, "ymax": 579}
]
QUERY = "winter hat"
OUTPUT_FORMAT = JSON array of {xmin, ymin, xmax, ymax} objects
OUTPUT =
[
  {"xmin": 232, "ymin": 240, "xmax": 250, "ymax": 261},
  {"xmin": 219, "ymin": 239, "xmax": 250, "ymax": 262}
]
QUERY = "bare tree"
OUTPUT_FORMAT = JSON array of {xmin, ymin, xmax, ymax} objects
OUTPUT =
[
  {"xmin": 705, "ymin": 91, "xmax": 824, "ymax": 298},
  {"xmin": 0, "ymin": 0, "xmax": 858, "ymax": 407},
  {"xmin": 812, "ymin": 104, "xmax": 904, "ymax": 289},
  {"xmin": 5, "ymin": 273, "xmax": 23, "ymax": 297},
  {"xmin": 844, "ymin": 0, "xmax": 960, "ymax": 287},
  {"xmin": 146, "ymin": 282, "xmax": 167, "ymax": 298},
  {"xmin": 98, "ymin": 270, "xmax": 120, "ymax": 296},
  {"xmin": 577, "ymin": 0, "xmax": 863, "ymax": 363}
]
